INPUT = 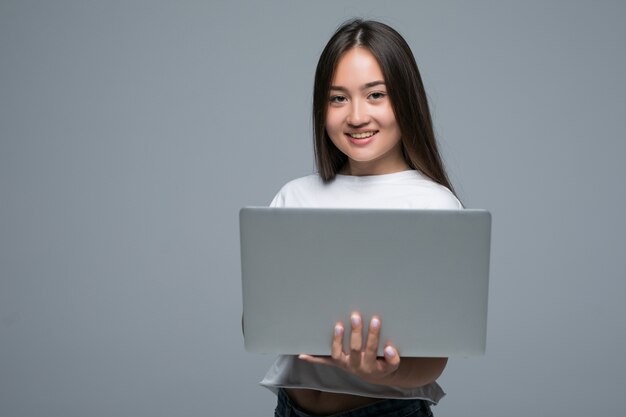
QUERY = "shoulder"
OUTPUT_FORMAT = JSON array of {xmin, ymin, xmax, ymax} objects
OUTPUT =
[
  {"xmin": 419, "ymin": 186, "xmax": 462, "ymax": 209},
  {"xmin": 386, "ymin": 170, "xmax": 463, "ymax": 209},
  {"xmin": 278, "ymin": 174, "xmax": 324, "ymax": 193},
  {"xmin": 410, "ymin": 177, "xmax": 462, "ymax": 209},
  {"xmin": 269, "ymin": 174, "xmax": 325, "ymax": 207}
]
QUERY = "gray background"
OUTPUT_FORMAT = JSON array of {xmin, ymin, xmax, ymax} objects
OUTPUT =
[{"xmin": 1, "ymin": 0, "xmax": 624, "ymax": 416}]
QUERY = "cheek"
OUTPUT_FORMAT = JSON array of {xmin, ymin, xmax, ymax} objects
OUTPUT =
[
  {"xmin": 374, "ymin": 105, "xmax": 399, "ymax": 130},
  {"xmin": 325, "ymin": 111, "xmax": 343, "ymax": 135}
]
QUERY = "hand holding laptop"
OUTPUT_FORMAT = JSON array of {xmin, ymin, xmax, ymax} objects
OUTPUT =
[{"xmin": 298, "ymin": 312, "xmax": 401, "ymax": 384}]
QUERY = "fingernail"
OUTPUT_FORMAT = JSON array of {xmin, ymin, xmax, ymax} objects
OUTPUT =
[
  {"xmin": 385, "ymin": 346, "xmax": 395, "ymax": 357},
  {"xmin": 335, "ymin": 324, "xmax": 343, "ymax": 336},
  {"xmin": 351, "ymin": 314, "xmax": 361, "ymax": 327},
  {"xmin": 371, "ymin": 318, "xmax": 380, "ymax": 329}
]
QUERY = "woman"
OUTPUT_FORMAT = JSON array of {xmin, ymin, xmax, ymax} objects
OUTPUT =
[{"xmin": 263, "ymin": 19, "xmax": 462, "ymax": 417}]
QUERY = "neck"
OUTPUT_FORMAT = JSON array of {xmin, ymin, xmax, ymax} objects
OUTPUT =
[{"xmin": 342, "ymin": 159, "xmax": 410, "ymax": 176}]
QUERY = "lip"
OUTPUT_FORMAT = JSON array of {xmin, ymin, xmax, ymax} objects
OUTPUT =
[{"xmin": 345, "ymin": 130, "xmax": 378, "ymax": 146}]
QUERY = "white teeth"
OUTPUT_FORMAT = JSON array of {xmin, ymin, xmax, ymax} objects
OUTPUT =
[{"xmin": 349, "ymin": 131, "xmax": 376, "ymax": 139}]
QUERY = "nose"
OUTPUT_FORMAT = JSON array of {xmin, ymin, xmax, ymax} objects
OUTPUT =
[{"xmin": 346, "ymin": 101, "xmax": 369, "ymax": 127}]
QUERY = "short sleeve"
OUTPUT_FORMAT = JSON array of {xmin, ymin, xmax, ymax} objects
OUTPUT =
[
  {"xmin": 425, "ymin": 191, "xmax": 463, "ymax": 209},
  {"xmin": 269, "ymin": 190, "xmax": 285, "ymax": 208}
]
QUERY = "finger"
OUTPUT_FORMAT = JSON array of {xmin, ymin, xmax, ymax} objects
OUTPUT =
[
  {"xmin": 331, "ymin": 323, "xmax": 345, "ymax": 361},
  {"xmin": 381, "ymin": 345, "xmax": 401, "ymax": 371},
  {"xmin": 363, "ymin": 316, "xmax": 381, "ymax": 365},
  {"xmin": 349, "ymin": 313, "xmax": 363, "ymax": 351},
  {"xmin": 298, "ymin": 354, "xmax": 335, "ymax": 367},
  {"xmin": 349, "ymin": 312, "xmax": 363, "ymax": 369}
]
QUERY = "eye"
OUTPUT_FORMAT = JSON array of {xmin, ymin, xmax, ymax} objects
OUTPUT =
[
  {"xmin": 368, "ymin": 91, "xmax": 386, "ymax": 100},
  {"xmin": 329, "ymin": 95, "xmax": 347, "ymax": 104}
]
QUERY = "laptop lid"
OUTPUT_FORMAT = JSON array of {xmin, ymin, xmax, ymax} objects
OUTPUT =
[{"xmin": 240, "ymin": 207, "xmax": 491, "ymax": 357}]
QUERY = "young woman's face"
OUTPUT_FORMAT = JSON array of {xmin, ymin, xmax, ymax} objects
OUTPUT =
[{"xmin": 325, "ymin": 47, "xmax": 407, "ymax": 176}]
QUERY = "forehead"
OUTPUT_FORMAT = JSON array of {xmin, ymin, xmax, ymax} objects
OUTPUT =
[{"xmin": 331, "ymin": 47, "xmax": 384, "ymax": 85}]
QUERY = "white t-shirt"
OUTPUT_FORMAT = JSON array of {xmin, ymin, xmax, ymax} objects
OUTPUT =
[
  {"xmin": 260, "ymin": 170, "xmax": 462, "ymax": 404},
  {"xmin": 269, "ymin": 170, "xmax": 462, "ymax": 210}
]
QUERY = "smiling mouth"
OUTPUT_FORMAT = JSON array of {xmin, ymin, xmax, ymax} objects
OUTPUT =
[{"xmin": 347, "ymin": 131, "xmax": 378, "ymax": 139}]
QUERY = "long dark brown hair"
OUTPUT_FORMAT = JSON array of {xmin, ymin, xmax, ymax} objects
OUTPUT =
[{"xmin": 313, "ymin": 19, "xmax": 456, "ymax": 196}]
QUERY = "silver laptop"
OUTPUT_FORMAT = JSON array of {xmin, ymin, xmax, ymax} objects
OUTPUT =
[{"xmin": 240, "ymin": 207, "xmax": 491, "ymax": 357}]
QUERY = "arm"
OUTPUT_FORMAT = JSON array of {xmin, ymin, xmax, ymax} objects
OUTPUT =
[{"xmin": 299, "ymin": 312, "xmax": 447, "ymax": 388}]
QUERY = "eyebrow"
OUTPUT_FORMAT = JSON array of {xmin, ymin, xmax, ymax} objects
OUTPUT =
[{"xmin": 330, "ymin": 80, "xmax": 386, "ymax": 92}]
